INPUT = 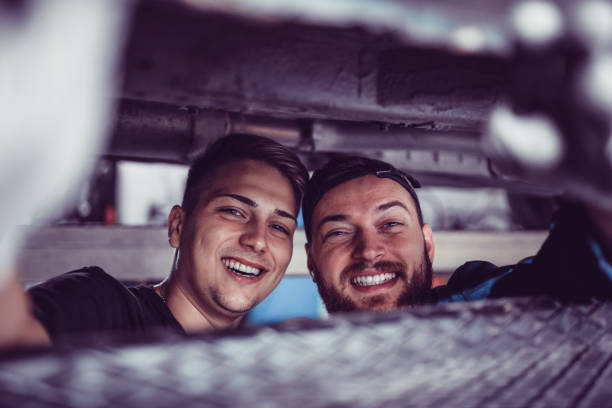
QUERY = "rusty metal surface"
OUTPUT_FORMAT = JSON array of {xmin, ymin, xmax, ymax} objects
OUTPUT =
[
  {"xmin": 107, "ymin": 98, "xmax": 564, "ymax": 192},
  {"xmin": 120, "ymin": 1, "xmax": 508, "ymax": 130},
  {"xmin": 114, "ymin": 0, "xmax": 612, "ymax": 203},
  {"xmin": 109, "ymin": 99, "xmax": 305, "ymax": 162},
  {"xmin": 176, "ymin": 0, "xmax": 517, "ymax": 54}
]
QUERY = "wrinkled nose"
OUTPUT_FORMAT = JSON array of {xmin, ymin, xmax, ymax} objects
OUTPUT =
[
  {"xmin": 239, "ymin": 219, "xmax": 268, "ymax": 253},
  {"xmin": 351, "ymin": 229, "xmax": 385, "ymax": 262}
]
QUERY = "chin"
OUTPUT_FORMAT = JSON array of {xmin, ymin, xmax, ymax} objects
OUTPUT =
[
  {"xmin": 356, "ymin": 293, "xmax": 403, "ymax": 312},
  {"xmin": 215, "ymin": 292, "xmax": 259, "ymax": 315},
  {"xmin": 356, "ymin": 302, "xmax": 397, "ymax": 313},
  {"xmin": 228, "ymin": 299, "xmax": 258, "ymax": 314}
]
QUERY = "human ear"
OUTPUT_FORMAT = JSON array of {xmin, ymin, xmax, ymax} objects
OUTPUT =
[
  {"xmin": 305, "ymin": 243, "xmax": 316, "ymax": 282},
  {"xmin": 421, "ymin": 223, "xmax": 435, "ymax": 264},
  {"xmin": 168, "ymin": 205, "xmax": 185, "ymax": 249}
]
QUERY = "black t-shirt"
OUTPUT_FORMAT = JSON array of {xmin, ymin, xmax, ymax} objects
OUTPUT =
[{"xmin": 28, "ymin": 266, "xmax": 185, "ymax": 343}]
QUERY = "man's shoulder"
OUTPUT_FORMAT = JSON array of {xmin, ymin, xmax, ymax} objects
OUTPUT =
[
  {"xmin": 27, "ymin": 266, "xmax": 170, "ymax": 341},
  {"xmin": 431, "ymin": 260, "xmax": 528, "ymax": 303},
  {"xmin": 445, "ymin": 261, "xmax": 509, "ymax": 291},
  {"xmin": 56, "ymin": 265, "xmax": 115, "ymax": 282},
  {"xmin": 28, "ymin": 266, "xmax": 124, "ymax": 294}
]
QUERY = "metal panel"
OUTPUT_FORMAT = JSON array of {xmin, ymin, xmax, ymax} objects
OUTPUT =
[
  {"xmin": 1, "ymin": 297, "xmax": 611, "ymax": 407},
  {"xmin": 120, "ymin": 1, "xmax": 508, "ymax": 129}
]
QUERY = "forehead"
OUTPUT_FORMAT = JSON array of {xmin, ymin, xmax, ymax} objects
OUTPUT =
[
  {"xmin": 201, "ymin": 159, "xmax": 296, "ymax": 210},
  {"xmin": 312, "ymin": 175, "xmax": 417, "ymax": 222}
]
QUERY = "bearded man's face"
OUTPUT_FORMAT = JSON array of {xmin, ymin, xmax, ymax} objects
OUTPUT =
[{"xmin": 306, "ymin": 175, "xmax": 435, "ymax": 313}]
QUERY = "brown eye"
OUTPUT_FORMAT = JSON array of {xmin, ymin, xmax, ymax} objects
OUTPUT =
[
  {"xmin": 323, "ymin": 229, "xmax": 352, "ymax": 243},
  {"xmin": 270, "ymin": 223, "xmax": 290, "ymax": 235},
  {"xmin": 380, "ymin": 221, "xmax": 404, "ymax": 232},
  {"xmin": 325, "ymin": 230, "xmax": 345, "ymax": 239},
  {"xmin": 219, "ymin": 207, "xmax": 245, "ymax": 218}
]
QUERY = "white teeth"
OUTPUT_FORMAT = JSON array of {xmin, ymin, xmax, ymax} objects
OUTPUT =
[
  {"xmin": 351, "ymin": 273, "xmax": 396, "ymax": 287},
  {"xmin": 222, "ymin": 258, "xmax": 262, "ymax": 277}
]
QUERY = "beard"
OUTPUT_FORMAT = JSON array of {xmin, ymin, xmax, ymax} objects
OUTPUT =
[{"xmin": 314, "ymin": 245, "xmax": 433, "ymax": 313}]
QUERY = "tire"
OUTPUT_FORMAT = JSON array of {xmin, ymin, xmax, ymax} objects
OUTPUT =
[{"xmin": 0, "ymin": 297, "xmax": 611, "ymax": 407}]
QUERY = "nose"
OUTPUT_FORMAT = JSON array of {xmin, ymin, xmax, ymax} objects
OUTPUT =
[
  {"xmin": 351, "ymin": 228, "xmax": 385, "ymax": 263},
  {"xmin": 239, "ymin": 219, "xmax": 268, "ymax": 254}
]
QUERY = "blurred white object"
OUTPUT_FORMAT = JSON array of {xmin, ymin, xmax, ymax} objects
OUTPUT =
[
  {"xmin": 486, "ymin": 105, "xmax": 565, "ymax": 170},
  {"xmin": 511, "ymin": 0, "xmax": 564, "ymax": 48},
  {"xmin": 452, "ymin": 26, "xmax": 486, "ymax": 53},
  {"xmin": 572, "ymin": 0, "xmax": 612, "ymax": 48},
  {"xmin": 0, "ymin": 1, "xmax": 129, "ymax": 281},
  {"xmin": 580, "ymin": 53, "xmax": 612, "ymax": 114}
]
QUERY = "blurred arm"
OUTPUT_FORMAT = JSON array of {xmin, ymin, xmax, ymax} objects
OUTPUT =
[
  {"xmin": 0, "ymin": 274, "xmax": 50, "ymax": 348},
  {"xmin": 0, "ymin": 2, "xmax": 128, "ymax": 348},
  {"xmin": 586, "ymin": 204, "xmax": 612, "ymax": 262}
]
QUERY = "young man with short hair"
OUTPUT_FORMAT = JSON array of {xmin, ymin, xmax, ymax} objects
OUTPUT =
[
  {"xmin": 1, "ymin": 134, "xmax": 309, "ymax": 346},
  {"xmin": 303, "ymin": 156, "xmax": 612, "ymax": 313}
]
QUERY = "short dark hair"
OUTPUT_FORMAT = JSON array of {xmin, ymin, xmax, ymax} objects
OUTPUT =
[
  {"xmin": 303, "ymin": 156, "xmax": 424, "ymax": 242},
  {"xmin": 182, "ymin": 134, "xmax": 308, "ymax": 215}
]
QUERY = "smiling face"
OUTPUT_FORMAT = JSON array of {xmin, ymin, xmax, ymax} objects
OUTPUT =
[
  {"xmin": 169, "ymin": 159, "xmax": 296, "ymax": 321},
  {"xmin": 306, "ymin": 175, "xmax": 435, "ymax": 313}
]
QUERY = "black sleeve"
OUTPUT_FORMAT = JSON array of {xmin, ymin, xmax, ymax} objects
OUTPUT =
[
  {"xmin": 27, "ymin": 266, "xmax": 138, "ymax": 341},
  {"xmin": 434, "ymin": 204, "xmax": 612, "ymax": 303},
  {"xmin": 489, "ymin": 204, "xmax": 612, "ymax": 300}
]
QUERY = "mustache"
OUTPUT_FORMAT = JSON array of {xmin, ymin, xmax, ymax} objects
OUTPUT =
[{"xmin": 340, "ymin": 260, "xmax": 407, "ymax": 281}]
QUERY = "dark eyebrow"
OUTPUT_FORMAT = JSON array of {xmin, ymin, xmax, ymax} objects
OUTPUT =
[
  {"xmin": 378, "ymin": 200, "xmax": 410, "ymax": 213},
  {"xmin": 315, "ymin": 201, "xmax": 410, "ymax": 232},
  {"xmin": 211, "ymin": 193, "xmax": 257, "ymax": 207},
  {"xmin": 317, "ymin": 214, "xmax": 348, "ymax": 230},
  {"xmin": 275, "ymin": 209, "xmax": 297, "ymax": 222},
  {"xmin": 212, "ymin": 193, "xmax": 296, "ymax": 221}
]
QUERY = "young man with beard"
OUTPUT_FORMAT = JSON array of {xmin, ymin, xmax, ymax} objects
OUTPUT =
[
  {"xmin": 302, "ymin": 156, "xmax": 612, "ymax": 313},
  {"xmin": 0, "ymin": 134, "xmax": 309, "ymax": 346}
]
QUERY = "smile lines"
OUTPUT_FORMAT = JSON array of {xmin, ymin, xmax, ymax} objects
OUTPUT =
[
  {"xmin": 222, "ymin": 258, "xmax": 264, "ymax": 277},
  {"xmin": 351, "ymin": 272, "xmax": 397, "ymax": 286}
]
